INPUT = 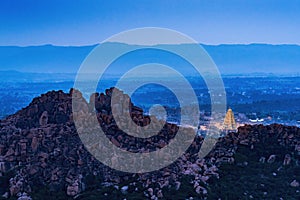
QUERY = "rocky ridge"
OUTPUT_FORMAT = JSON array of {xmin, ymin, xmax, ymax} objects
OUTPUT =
[
  {"xmin": 0, "ymin": 88, "xmax": 299, "ymax": 199},
  {"xmin": 0, "ymin": 88, "xmax": 225, "ymax": 199}
]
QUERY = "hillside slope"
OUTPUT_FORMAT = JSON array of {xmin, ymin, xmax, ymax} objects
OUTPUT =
[{"xmin": 0, "ymin": 89, "xmax": 299, "ymax": 199}]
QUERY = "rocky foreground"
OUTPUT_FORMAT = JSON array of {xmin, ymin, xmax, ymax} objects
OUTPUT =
[{"xmin": 0, "ymin": 88, "xmax": 299, "ymax": 199}]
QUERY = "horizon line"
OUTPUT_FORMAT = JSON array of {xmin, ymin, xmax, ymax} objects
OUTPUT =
[
  {"xmin": 1, "ymin": 70, "xmax": 299, "ymax": 77},
  {"xmin": 1, "ymin": 42, "xmax": 300, "ymax": 48}
]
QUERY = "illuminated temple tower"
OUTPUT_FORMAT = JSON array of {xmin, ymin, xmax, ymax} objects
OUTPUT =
[{"xmin": 223, "ymin": 108, "xmax": 237, "ymax": 132}]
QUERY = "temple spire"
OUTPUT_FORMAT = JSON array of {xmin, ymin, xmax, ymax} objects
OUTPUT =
[{"xmin": 223, "ymin": 108, "xmax": 237, "ymax": 132}]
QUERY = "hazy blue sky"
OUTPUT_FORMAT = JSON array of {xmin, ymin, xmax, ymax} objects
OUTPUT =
[{"xmin": 1, "ymin": 0, "xmax": 300, "ymax": 46}]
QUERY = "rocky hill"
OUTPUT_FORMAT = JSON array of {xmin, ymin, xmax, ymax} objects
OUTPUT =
[
  {"xmin": 0, "ymin": 89, "xmax": 299, "ymax": 199},
  {"xmin": 208, "ymin": 124, "xmax": 300, "ymax": 199}
]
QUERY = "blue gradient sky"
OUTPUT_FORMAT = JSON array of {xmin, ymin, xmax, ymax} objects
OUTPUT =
[{"xmin": 1, "ymin": 0, "xmax": 300, "ymax": 46}]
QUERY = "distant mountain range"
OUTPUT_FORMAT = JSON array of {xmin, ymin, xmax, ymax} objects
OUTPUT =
[{"xmin": 0, "ymin": 43, "xmax": 300, "ymax": 75}]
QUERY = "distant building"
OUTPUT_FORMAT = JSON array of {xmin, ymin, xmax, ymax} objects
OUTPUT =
[
  {"xmin": 223, "ymin": 108, "xmax": 237, "ymax": 132},
  {"xmin": 249, "ymin": 118, "xmax": 264, "ymax": 123}
]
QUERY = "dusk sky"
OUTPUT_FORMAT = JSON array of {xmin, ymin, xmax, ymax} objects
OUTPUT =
[{"xmin": 1, "ymin": 0, "xmax": 300, "ymax": 46}]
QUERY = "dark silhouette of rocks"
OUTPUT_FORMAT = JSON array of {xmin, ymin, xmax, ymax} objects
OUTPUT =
[
  {"xmin": 0, "ymin": 88, "xmax": 210, "ymax": 199},
  {"xmin": 0, "ymin": 88, "xmax": 299, "ymax": 199}
]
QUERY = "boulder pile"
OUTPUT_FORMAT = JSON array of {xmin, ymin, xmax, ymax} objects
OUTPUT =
[{"xmin": 0, "ymin": 88, "xmax": 299, "ymax": 199}]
